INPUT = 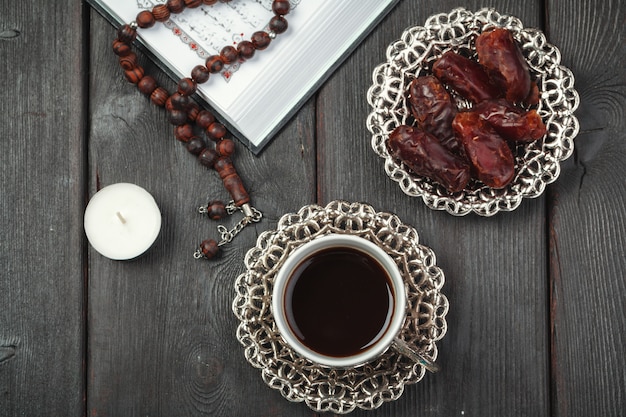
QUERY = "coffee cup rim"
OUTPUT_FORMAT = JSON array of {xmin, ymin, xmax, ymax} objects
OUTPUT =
[{"xmin": 272, "ymin": 233, "xmax": 406, "ymax": 368}]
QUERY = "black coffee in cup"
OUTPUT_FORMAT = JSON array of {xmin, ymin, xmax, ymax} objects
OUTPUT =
[{"xmin": 283, "ymin": 246, "xmax": 394, "ymax": 358}]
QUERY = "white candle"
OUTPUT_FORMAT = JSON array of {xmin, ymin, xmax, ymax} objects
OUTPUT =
[{"xmin": 84, "ymin": 183, "xmax": 162, "ymax": 260}]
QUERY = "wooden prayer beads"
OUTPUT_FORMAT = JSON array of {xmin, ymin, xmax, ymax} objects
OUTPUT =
[
  {"xmin": 112, "ymin": 0, "xmax": 290, "ymax": 258},
  {"xmin": 206, "ymin": 200, "xmax": 227, "ymax": 220}
]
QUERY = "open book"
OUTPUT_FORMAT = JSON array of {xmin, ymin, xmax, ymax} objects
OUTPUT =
[{"xmin": 88, "ymin": 0, "xmax": 399, "ymax": 154}]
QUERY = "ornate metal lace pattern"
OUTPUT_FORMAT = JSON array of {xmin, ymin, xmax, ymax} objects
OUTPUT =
[
  {"xmin": 233, "ymin": 201, "xmax": 449, "ymax": 413},
  {"xmin": 366, "ymin": 8, "xmax": 580, "ymax": 216}
]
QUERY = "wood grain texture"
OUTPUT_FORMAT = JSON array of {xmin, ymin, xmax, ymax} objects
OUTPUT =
[
  {"xmin": 546, "ymin": 1, "xmax": 626, "ymax": 416},
  {"xmin": 86, "ymin": 8, "xmax": 316, "ymax": 417},
  {"xmin": 1, "ymin": 0, "xmax": 624, "ymax": 415},
  {"xmin": 316, "ymin": 1, "xmax": 549, "ymax": 416},
  {"xmin": 0, "ymin": 0, "xmax": 86, "ymax": 416}
]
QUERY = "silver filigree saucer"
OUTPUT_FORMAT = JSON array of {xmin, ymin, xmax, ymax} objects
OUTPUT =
[
  {"xmin": 366, "ymin": 8, "xmax": 580, "ymax": 216},
  {"xmin": 232, "ymin": 201, "xmax": 449, "ymax": 413}
]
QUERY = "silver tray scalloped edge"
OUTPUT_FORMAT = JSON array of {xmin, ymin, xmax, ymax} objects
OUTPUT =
[
  {"xmin": 232, "ymin": 200, "xmax": 449, "ymax": 414},
  {"xmin": 366, "ymin": 8, "xmax": 580, "ymax": 216}
]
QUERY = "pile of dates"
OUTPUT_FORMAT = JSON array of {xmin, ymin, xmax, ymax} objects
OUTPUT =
[{"xmin": 387, "ymin": 28, "xmax": 547, "ymax": 192}]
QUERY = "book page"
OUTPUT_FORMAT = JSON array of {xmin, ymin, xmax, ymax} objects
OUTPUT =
[
  {"xmin": 135, "ymin": 0, "xmax": 301, "ymax": 83},
  {"xmin": 102, "ymin": 0, "xmax": 312, "ymax": 111},
  {"xmin": 90, "ymin": 0, "xmax": 398, "ymax": 151}
]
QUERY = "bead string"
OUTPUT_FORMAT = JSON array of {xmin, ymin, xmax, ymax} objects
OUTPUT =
[
  {"xmin": 193, "ymin": 200, "xmax": 263, "ymax": 259},
  {"xmin": 111, "ymin": 0, "xmax": 290, "ymax": 259}
]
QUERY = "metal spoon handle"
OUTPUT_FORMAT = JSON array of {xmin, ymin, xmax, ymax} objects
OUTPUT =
[{"xmin": 392, "ymin": 338, "xmax": 440, "ymax": 373}]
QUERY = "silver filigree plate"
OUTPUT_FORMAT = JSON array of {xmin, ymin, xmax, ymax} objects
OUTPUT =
[
  {"xmin": 232, "ymin": 201, "xmax": 449, "ymax": 414},
  {"xmin": 366, "ymin": 8, "xmax": 580, "ymax": 216}
]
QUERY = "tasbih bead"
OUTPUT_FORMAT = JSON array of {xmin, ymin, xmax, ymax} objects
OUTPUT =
[
  {"xmin": 169, "ymin": 92, "xmax": 191, "ymax": 110},
  {"xmin": 152, "ymin": 4, "xmax": 170, "ymax": 21},
  {"xmin": 272, "ymin": 0, "xmax": 290, "ymax": 15},
  {"xmin": 184, "ymin": 0, "xmax": 202, "ymax": 7},
  {"xmin": 195, "ymin": 110, "xmax": 215, "ymax": 129},
  {"xmin": 150, "ymin": 87, "xmax": 169, "ymax": 106},
  {"xmin": 237, "ymin": 40, "xmax": 255, "ymax": 61},
  {"xmin": 177, "ymin": 77, "xmax": 197, "ymax": 96},
  {"xmin": 166, "ymin": 0, "xmax": 186, "ymax": 14},
  {"xmin": 216, "ymin": 138, "xmax": 235, "ymax": 157},
  {"xmin": 186, "ymin": 137, "xmax": 206, "ymax": 155},
  {"xmin": 206, "ymin": 200, "xmax": 227, "ymax": 220},
  {"xmin": 119, "ymin": 52, "xmax": 138, "ymax": 71},
  {"xmin": 202, "ymin": 0, "xmax": 218, "ymax": 5},
  {"xmin": 165, "ymin": 96, "xmax": 175, "ymax": 112},
  {"xmin": 191, "ymin": 65, "xmax": 210, "ymax": 84},
  {"xmin": 220, "ymin": 46, "xmax": 239, "ymax": 64},
  {"xmin": 206, "ymin": 55, "xmax": 224, "ymax": 73},
  {"xmin": 187, "ymin": 103, "xmax": 200, "ymax": 121},
  {"xmin": 206, "ymin": 122, "xmax": 226, "ymax": 141},
  {"xmin": 168, "ymin": 109, "xmax": 188, "ymax": 125},
  {"xmin": 177, "ymin": 79, "xmax": 196, "ymax": 96},
  {"xmin": 251, "ymin": 31, "xmax": 271, "ymax": 50},
  {"xmin": 125, "ymin": 66, "xmax": 144, "ymax": 83},
  {"xmin": 138, "ymin": 75, "xmax": 158, "ymax": 95},
  {"xmin": 175, "ymin": 124, "xmax": 194, "ymax": 142},
  {"xmin": 269, "ymin": 16, "xmax": 288, "ymax": 35},
  {"xmin": 112, "ymin": 39, "xmax": 132, "ymax": 56},
  {"xmin": 214, "ymin": 156, "xmax": 235, "ymax": 177},
  {"xmin": 136, "ymin": 10, "xmax": 156, "ymax": 29},
  {"xmin": 117, "ymin": 24, "xmax": 137, "ymax": 43},
  {"xmin": 198, "ymin": 148, "xmax": 218, "ymax": 168},
  {"xmin": 199, "ymin": 239, "xmax": 219, "ymax": 259}
]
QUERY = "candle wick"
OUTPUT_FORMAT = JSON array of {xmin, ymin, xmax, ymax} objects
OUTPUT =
[{"xmin": 116, "ymin": 211, "xmax": 127, "ymax": 224}]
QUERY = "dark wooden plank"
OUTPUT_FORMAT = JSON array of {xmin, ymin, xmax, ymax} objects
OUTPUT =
[
  {"xmin": 546, "ymin": 1, "xmax": 626, "ymax": 416},
  {"xmin": 0, "ymin": 0, "xmax": 86, "ymax": 416},
  {"xmin": 317, "ymin": 1, "xmax": 550, "ymax": 416},
  {"xmin": 86, "ymin": 8, "xmax": 316, "ymax": 416}
]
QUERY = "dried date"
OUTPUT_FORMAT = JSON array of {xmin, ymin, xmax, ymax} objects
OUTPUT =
[
  {"xmin": 525, "ymin": 81, "xmax": 540, "ymax": 106},
  {"xmin": 475, "ymin": 28, "xmax": 531, "ymax": 103},
  {"xmin": 452, "ymin": 112, "xmax": 515, "ymax": 189},
  {"xmin": 432, "ymin": 51, "xmax": 500, "ymax": 103},
  {"xmin": 393, "ymin": 28, "xmax": 545, "ymax": 193},
  {"xmin": 473, "ymin": 99, "xmax": 547, "ymax": 142},
  {"xmin": 407, "ymin": 75, "xmax": 460, "ymax": 153},
  {"xmin": 388, "ymin": 125, "xmax": 470, "ymax": 192}
]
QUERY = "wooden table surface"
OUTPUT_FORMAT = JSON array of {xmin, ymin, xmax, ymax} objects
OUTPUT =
[{"xmin": 1, "ymin": 0, "xmax": 624, "ymax": 416}]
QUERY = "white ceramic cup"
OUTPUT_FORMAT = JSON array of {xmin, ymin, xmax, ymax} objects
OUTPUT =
[{"xmin": 272, "ymin": 234, "xmax": 439, "ymax": 371}]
